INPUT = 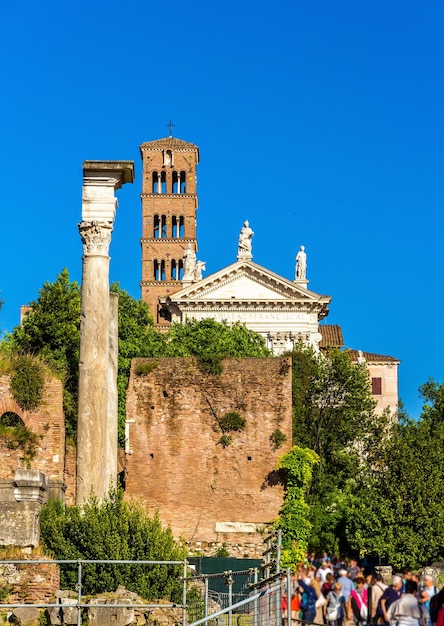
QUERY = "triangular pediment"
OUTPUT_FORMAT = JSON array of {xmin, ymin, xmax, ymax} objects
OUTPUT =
[{"xmin": 168, "ymin": 260, "xmax": 331, "ymax": 304}]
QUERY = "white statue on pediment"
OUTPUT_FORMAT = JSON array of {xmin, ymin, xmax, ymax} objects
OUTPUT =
[
  {"xmin": 194, "ymin": 260, "xmax": 206, "ymax": 281},
  {"xmin": 295, "ymin": 245, "xmax": 307, "ymax": 280},
  {"xmin": 237, "ymin": 220, "xmax": 254, "ymax": 259}
]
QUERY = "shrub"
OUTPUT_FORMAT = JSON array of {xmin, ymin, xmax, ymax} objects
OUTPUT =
[
  {"xmin": 218, "ymin": 434, "xmax": 232, "ymax": 448},
  {"xmin": 0, "ymin": 413, "xmax": 40, "ymax": 464},
  {"xmin": 219, "ymin": 411, "xmax": 246, "ymax": 432},
  {"xmin": 135, "ymin": 362, "xmax": 158, "ymax": 376},
  {"xmin": 40, "ymin": 489, "xmax": 186, "ymax": 601},
  {"xmin": 10, "ymin": 356, "xmax": 45, "ymax": 411},
  {"xmin": 197, "ymin": 355, "xmax": 223, "ymax": 375},
  {"xmin": 270, "ymin": 428, "xmax": 287, "ymax": 450}
]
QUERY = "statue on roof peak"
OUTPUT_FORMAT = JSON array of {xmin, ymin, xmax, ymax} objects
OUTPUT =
[{"xmin": 237, "ymin": 220, "xmax": 254, "ymax": 260}]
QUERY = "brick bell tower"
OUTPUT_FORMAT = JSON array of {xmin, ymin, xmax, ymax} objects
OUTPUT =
[{"xmin": 139, "ymin": 131, "xmax": 199, "ymax": 324}]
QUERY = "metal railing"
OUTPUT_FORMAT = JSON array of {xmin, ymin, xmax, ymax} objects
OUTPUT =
[
  {"xmin": 0, "ymin": 559, "xmax": 302, "ymax": 626},
  {"xmin": 0, "ymin": 558, "xmax": 188, "ymax": 626}
]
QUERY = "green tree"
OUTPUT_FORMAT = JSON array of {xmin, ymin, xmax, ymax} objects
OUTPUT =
[
  {"xmin": 276, "ymin": 446, "xmax": 319, "ymax": 566},
  {"xmin": 5, "ymin": 269, "xmax": 81, "ymax": 437},
  {"xmin": 345, "ymin": 395, "xmax": 444, "ymax": 569},
  {"xmin": 40, "ymin": 489, "xmax": 186, "ymax": 600},
  {"xmin": 290, "ymin": 345, "xmax": 384, "ymax": 554},
  {"xmin": 162, "ymin": 318, "xmax": 270, "ymax": 358}
]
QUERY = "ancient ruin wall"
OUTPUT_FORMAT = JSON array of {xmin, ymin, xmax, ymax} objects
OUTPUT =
[
  {"xmin": 125, "ymin": 357, "xmax": 292, "ymax": 556},
  {"xmin": 0, "ymin": 375, "xmax": 65, "ymax": 481}
]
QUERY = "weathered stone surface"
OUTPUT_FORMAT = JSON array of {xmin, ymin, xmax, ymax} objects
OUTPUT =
[
  {"xmin": 76, "ymin": 161, "xmax": 134, "ymax": 505},
  {"xmin": 48, "ymin": 598, "xmax": 79, "ymax": 625},
  {"xmin": 88, "ymin": 597, "xmax": 134, "ymax": 626},
  {"xmin": 10, "ymin": 606, "xmax": 40, "ymax": 626}
]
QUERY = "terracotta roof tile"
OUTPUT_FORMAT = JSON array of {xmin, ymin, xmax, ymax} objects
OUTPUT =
[
  {"xmin": 345, "ymin": 349, "xmax": 399, "ymax": 363},
  {"xmin": 140, "ymin": 136, "xmax": 199, "ymax": 150},
  {"xmin": 319, "ymin": 325, "xmax": 344, "ymax": 348}
]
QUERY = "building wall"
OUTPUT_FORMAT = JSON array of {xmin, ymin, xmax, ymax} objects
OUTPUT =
[
  {"xmin": 368, "ymin": 362, "xmax": 399, "ymax": 417},
  {"xmin": 0, "ymin": 375, "xmax": 65, "ymax": 481},
  {"xmin": 125, "ymin": 357, "xmax": 293, "ymax": 556}
]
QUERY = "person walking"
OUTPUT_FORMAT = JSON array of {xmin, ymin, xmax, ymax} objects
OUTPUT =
[
  {"xmin": 387, "ymin": 580, "xmax": 423, "ymax": 626},
  {"xmin": 348, "ymin": 576, "xmax": 368, "ymax": 626}
]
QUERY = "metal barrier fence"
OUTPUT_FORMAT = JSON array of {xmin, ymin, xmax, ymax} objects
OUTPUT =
[
  {"xmin": 187, "ymin": 570, "xmax": 286, "ymax": 626},
  {"xmin": 0, "ymin": 559, "xmax": 296, "ymax": 626},
  {"xmin": 0, "ymin": 558, "xmax": 188, "ymax": 626}
]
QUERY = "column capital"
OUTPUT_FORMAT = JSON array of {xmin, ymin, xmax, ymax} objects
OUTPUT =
[{"xmin": 78, "ymin": 220, "xmax": 113, "ymax": 256}]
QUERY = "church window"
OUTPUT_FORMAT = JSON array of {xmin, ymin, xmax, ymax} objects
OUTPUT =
[
  {"xmin": 371, "ymin": 377, "xmax": 382, "ymax": 395},
  {"xmin": 161, "ymin": 215, "xmax": 167, "ymax": 238},
  {"xmin": 163, "ymin": 149, "xmax": 173, "ymax": 167},
  {"xmin": 172, "ymin": 216, "xmax": 185, "ymax": 238},
  {"xmin": 171, "ymin": 260, "xmax": 178, "ymax": 279},
  {"xmin": 180, "ymin": 171, "xmax": 186, "ymax": 193},
  {"xmin": 153, "ymin": 215, "xmax": 160, "ymax": 238},
  {"xmin": 152, "ymin": 172, "xmax": 159, "ymax": 193},
  {"xmin": 160, "ymin": 171, "xmax": 167, "ymax": 194},
  {"xmin": 154, "ymin": 260, "xmax": 166, "ymax": 281},
  {"xmin": 178, "ymin": 259, "xmax": 184, "ymax": 279},
  {"xmin": 172, "ymin": 171, "xmax": 179, "ymax": 194}
]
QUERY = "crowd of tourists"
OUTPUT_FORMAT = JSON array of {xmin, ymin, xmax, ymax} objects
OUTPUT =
[{"xmin": 281, "ymin": 556, "xmax": 444, "ymax": 626}]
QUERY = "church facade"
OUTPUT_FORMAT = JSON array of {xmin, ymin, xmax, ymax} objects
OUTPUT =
[{"xmin": 138, "ymin": 132, "xmax": 399, "ymax": 415}]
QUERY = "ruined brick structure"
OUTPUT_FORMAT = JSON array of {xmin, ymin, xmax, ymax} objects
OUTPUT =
[
  {"xmin": 125, "ymin": 357, "xmax": 292, "ymax": 556},
  {"xmin": 0, "ymin": 375, "xmax": 65, "ymax": 483}
]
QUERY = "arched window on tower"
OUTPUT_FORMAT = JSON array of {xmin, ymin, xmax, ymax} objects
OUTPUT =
[
  {"xmin": 178, "ymin": 259, "xmax": 184, "ymax": 280},
  {"xmin": 161, "ymin": 215, "xmax": 167, "ymax": 238},
  {"xmin": 171, "ymin": 259, "xmax": 178, "ymax": 280},
  {"xmin": 172, "ymin": 171, "xmax": 179, "ymax": 194},
  {"xmin": 180, "ymin": 172, "xmax": 186, "ymax": 193},
  {"xmin": 154, "ymin": 260, "xmax": 166, "ymax": 281},
  {"xmin": 163, "ymin": 149, "xmax": 173, "ymax": 167},
  {"xmin": 152, "ymin": 172, "xmax": 159, "ymax": 194},
  {"xmin": 179, "ymin": 216, "xmax": 184, "ymax": 237},
  {"xmin": 153, "ymin": 215, "xmax": 160, "ymax": 238},
  {"xmin": 161, "ymin": 172, "xmax": 167, "ymax": 194},
  {"xmin": 172, "ymin": 216, "xmax": 178, "ymax": 238}
]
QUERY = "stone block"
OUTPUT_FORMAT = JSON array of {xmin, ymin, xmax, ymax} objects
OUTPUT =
[
  {"xmin": 88, "ymin": 598, "xmax": 134, "ymax": 626},
  {"xmin": 10, "ymin": 607, "xmax": 41, "ymax": 626},
  {"xmin": 48, "ymin": 598, "xmax": 79, "ymax": 626},
  {"xmin": 13, "ymin": 469, "xmax": 48, "ymax": 504}
]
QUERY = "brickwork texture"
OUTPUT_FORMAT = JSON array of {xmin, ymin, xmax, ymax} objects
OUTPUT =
[{"xmin": 125, "ymin": 357, "xmax": 292, "ymax": 555}]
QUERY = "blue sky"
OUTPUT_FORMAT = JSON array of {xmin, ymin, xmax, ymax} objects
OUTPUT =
[{"xmin": 1, "ymin": 0, "xmax": 443, "ymax": 419}]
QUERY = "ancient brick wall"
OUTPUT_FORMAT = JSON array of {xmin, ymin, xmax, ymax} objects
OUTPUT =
[
  {"xmin": 0, "ymin": 555, "xmax": 60, "ymax": 604},
  {"xmin": 125, "ymin": 357, "xmax": 292, "ymax": 556},
  {"xmin": 63, "ymin": 443, "xmax": 76, "ymax": 506},
  {"xmin": 0, "ymin": 375, "xmax": 65, "ymax": 482}
]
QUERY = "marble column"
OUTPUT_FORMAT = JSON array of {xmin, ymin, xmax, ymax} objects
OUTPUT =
[{"xmin": 76, "ymin": 161, "xmax": 134, "ymax": 505}]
